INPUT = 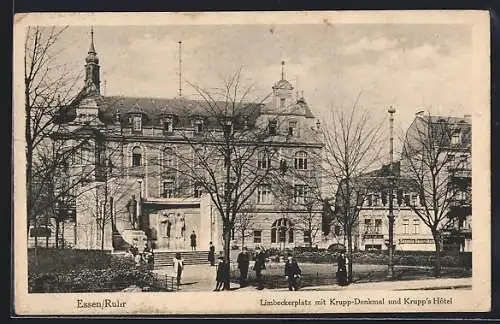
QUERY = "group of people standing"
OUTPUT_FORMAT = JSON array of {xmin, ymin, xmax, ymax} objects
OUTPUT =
[
  {"xmin": 171, "ymin": 242, "xmax": 350, "ymax": 291},
  {"xmin": 125, "ymin": 244, "xmax": 154, "ymax": 269}
]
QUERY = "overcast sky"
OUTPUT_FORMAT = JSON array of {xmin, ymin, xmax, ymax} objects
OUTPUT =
[{"xmin": 51, "ymin": 23, "xmax": 472, "ymax": 155}]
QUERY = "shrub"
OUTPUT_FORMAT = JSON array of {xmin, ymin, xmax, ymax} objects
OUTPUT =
[{"xmin": 28, "ymin": 249, "xmax": 157, "ymax": 293}]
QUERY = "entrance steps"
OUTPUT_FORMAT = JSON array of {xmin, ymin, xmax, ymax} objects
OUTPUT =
[{"xmin": 153, "ymin": 250, "xmax": 210, "ymax": 269}]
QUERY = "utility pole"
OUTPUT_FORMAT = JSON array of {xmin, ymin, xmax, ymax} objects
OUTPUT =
[{"xmin": 387, "ymin": 106, "xmax": 396, "ymax": 278}]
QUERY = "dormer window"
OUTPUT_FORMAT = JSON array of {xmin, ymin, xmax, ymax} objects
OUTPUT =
[
  {"xmin": 223, "ymin": 119, "xmax": 233, "ymax": 136},
  {"xmin": 132, "ymin": 116, "xmax": 142, "ymax": 131},
  {"xmin": 451, "ymin": 130, "xmax": 461, "ymax": 146},
  {"xmin": 164, "ymin": 117, "xmax": 173, "ymax": 133},
  {"xmin": 268, "ymin": 120, "xmax": 277, "ymax": 136},
  {"xmin": 194, "ymin": 119, "xmax": 204, "ymax": 134}
]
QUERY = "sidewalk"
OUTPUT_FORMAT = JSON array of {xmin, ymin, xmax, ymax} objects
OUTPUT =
[
  {"xmin": 154, "ymin": 264, "xmax": 471, "ymax": 292},
  {"xmin": 266, "ymin": 277, "xmax": 472, "ymax": 292}
]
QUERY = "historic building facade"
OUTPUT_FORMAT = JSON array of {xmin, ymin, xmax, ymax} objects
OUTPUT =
[
  {"xmin": 330, "ymin": 112, "xmax": 472, "ymax": 252},
  {"xmin": 47, "ymin": 32, "xmax": 326, "ymax": 252}
]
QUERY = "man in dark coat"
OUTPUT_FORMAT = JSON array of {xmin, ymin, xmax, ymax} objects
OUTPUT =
[
  {"xmin": 214, "ymin": 256, "xmax": 230, "ymax": 291},
  {"xmin": 284, "ymin": 254, "xmax": 302, "ymax": 291},
  {"xmin": 336, "ymin": 252, "xmax": 348, "ymax": 286},
  {"xmin": 253, "ymin": 247, "xmax": 266, "ymax": 290},
  {"xmin": 208, "ymin": 242, "xmax": 215, "ymax": 266},
  {"xmin": 190, "ymin": 231, "xmax": 197, "ymax": 251},
  {"xmin": 237, "ymin": 247, "xmax": 250, "ymax": 287}
]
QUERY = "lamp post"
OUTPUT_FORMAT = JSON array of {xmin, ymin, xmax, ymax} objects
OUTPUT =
[
  {"xmin": 387, "ymin": 106, "xmax": 396, "ymax": 278},
  {"xmin": 137, "ymin": 178, "xmax": 143, "ymax": 230}
]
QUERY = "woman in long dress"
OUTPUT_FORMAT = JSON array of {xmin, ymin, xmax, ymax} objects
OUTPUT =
[{"xmin": 173, "ymin": 252, "xmax": 184, "ymax": 286}]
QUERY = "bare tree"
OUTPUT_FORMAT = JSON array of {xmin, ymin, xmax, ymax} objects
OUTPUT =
[
  {"xmin": 233, "ymin": 202, "xmax": 257, "ymax": 249},
  {"xmin": 321, "ymin": 97, "xmax": 385, "ymax": 282},
  {"xmin": 401, "ymin": 114, "xmax": 471, "ymax": 276},
  {"xmin": 24, "ymin": 26, "xmax": 83, "ymax": 236},
  {"xmin": 156, "ymin": 70, "xmax": 277, "ymax": 289}
]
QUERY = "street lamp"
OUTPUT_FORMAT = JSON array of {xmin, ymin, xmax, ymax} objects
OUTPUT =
[
  {"xmin": 137, "ymin": 178, "xmax": 143, "ymax": 230},
  {"xmin": 387, "ymin": 106, "xmax": 396, "ymax": 278}
]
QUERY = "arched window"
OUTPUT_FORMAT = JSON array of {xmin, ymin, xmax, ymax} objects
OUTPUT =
[
  {"xmin": 132, "ymin": 146, "xmax": 142, "ymax": 167},
  {"xmin": 271, "ymin": 218, "xmax": 294, "ymax": 244},
  {"xmin": 294, "ymin": 151, "xmax": 308, "ymax": 170}
]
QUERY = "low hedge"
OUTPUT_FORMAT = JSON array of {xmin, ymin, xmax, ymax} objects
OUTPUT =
[
  {"xmin": 28, "ymin": 248, "xmax": 114, "ymax": 275},
  {"xmin": 292, "ymin": 250, "xmax": 471, "ymax": 268},
  {"xmin": 28, "ymin": 249, "xmax": 157, "ymax": 293}
]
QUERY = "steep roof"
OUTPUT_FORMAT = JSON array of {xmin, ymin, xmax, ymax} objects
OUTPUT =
[{"xmin": 57, "ymin": 93, "xmax": 264, "ymax": 129}]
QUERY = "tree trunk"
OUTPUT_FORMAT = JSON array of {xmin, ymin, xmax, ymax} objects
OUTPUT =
[
  {"xmin": 55, "ymin": 219, "xmax": 60, "ymax": 249},
  {"xmin": 433, "ymin": 231, "xmax": 442, "ymax": 277},
  {"xmin": 223, "ymin": 226, "xmax": 231, "ymax": 290},
  {"xmin": 241, "ymin": 230, "xmax": 245, "ymax": 249},
  {"xmin": 347, "ymin": 229, "xmax": 353, "ymax": 283}
]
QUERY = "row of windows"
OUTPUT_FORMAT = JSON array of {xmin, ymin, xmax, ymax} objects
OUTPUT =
[
  {"xmin": 268, "ymin": 120, "xmax": 300, "ymax": 137},
  {"xmin": 251, "ymin": 229, "xmax": 311, "ymax": 244},
  {"xmin": 362, "ymin": 218, "xmax": 421, "ymax": 234},
  {"xmin": 131, "ymin": 146, "xmax": 310, "ymax": 170},
  {"xmin": 161, "ymin": 180, "xmax": 309, "ymax": 203},
  {"xmin": 364, "ymin": 192, "xmax": 421, "ymax": 207}
]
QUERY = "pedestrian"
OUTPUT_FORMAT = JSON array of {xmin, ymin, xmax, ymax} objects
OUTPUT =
[
  {"xmin": 208, "ymin": 242, "xmax": 216, "ymax": 266},
  {"xmin": 253, "ymin": 247, "xmax": 266, "ymax": 290},
  {"xmin": 173, "ymin": 252, "xmax": 184, "ymax": 286},
  {"xmin": 237, "ymin": 247, "xmax": 250, "ymax": 287},
  {"xmin": 284, "ymin": 254, "xmax": 302, "ymax": 291},
  {"xmin": 336, "ymin": 251, "xmax": 348, "ymax": 286},
  {"xmin": 214, "ymin": 256, "xmax": 229, "ymax": 291},
  {"xmin": 190, "ymin": 231, "xmax": 197, "ymax": 251}
]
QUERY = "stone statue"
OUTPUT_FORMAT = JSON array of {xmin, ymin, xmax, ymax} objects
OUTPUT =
[{"xmin": 126, "ymin": 195, "xmax": 138, "ymax": 230}]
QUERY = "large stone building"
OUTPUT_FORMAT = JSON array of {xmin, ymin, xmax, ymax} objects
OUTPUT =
[{"xmin": 44, "ymin": 31, "xmax": 327, "ymax": 252}]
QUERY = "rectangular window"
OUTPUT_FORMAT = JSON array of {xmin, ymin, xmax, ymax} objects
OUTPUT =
[
  {"xmin": 162, "ymin": 180, "xmax": 175, "ymax": 198},
  {"xmin": 294, "ymin": 184, "xmax": 308, "ymax": 204},
  {"xmin": 413, "ymin": 219, "xmax": 420, "ymax": 234},
  {"xmin": 334, "ymin": 225, "xmax": 342, "ymax": 236},
  {"xmin": 402, "ymin": 218, "xmax": 409, "ymax": 234},
  {"xmin": 253, "ymin": 230, "xmax": 262, "ymax": 243},
  {"xmin": 268, "ymin": 120, "xmax": 277, "ymax": 136},
  {"xmin": 258, "ymin": 152, "xmax": 270, "ymax": 169},
  {"xmin": 257, "ymin": 184, "xmax": 272, "ymax": 203},
  {"xmin": 133, "ymin": 116, "xmax": 142, "ymax": 131},
  {"xmin": 403, "ymin": 193, "xmax": 410, "ymax": 206},
  {"xmin": 375, "ymin": 219, "xmax": 382, "ymax": 234},
  {"xmin": 303, "ymin": 230, "xmax": 311, "ymax": 243},
  {"xmin": 364, "ymin": 219, "xmax": 372, "ymax": 234},
  {"xmin": 288, "ymin": 121, "xmax": 297, "ymax": 136}
]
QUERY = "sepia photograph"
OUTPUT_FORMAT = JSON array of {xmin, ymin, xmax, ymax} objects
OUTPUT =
[{"xmin": 12, "ymin": 11, "xmax": 490, "ymax": 315}]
